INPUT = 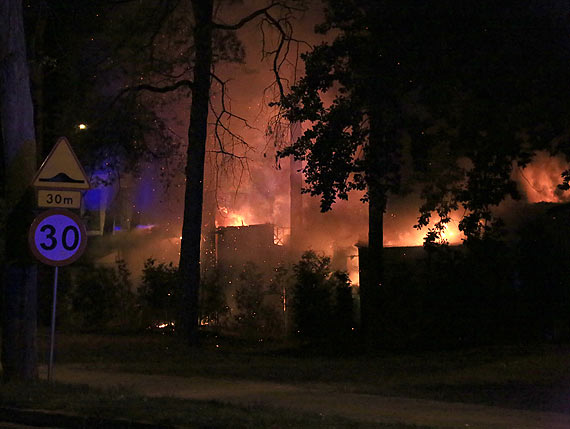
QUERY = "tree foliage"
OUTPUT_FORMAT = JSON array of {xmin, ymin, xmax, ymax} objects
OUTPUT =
[
  {"xmin": 24, "ymin": 0, "xmax": 184, "ymax": 183},
  {"xmin": 279, "ymin": 1, "xmax": 407, "ymax": 211},
  {"xmin": 70, "ymin": 259, "xmax": 136, "ymax": 331},
  {"xmin": 291, "ymin": 251, "xmax": 353, "ymax": 340},
  {"xmin": 408, "ymin": 0, "xmax": 570, "ymax": 241},
  {"xmin": 233, "ymin": 262, "xmax": 283, "ymax": 339},
  {"xmin": 277, "ymin": 0, "xmax": 434, "ymax": 332},
  {"xmin": 26, "ymin": 0, "xmax": 306, "ymax": 345},
  {"xmin": 199, "ymin": 267, "xmax": 229, "ymax": 327},
  {"xmin": 279, "ymin": 0, "xmax": 570, "ymax": 243},
  {"xmin": 171, "ymin": 0, "xmax": 303, "ymax": 344},
  {"xmin": 139, "ymin": 258, "xmax": 180, "ymax": 327}
]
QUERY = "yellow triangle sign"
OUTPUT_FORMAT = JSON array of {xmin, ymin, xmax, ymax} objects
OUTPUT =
[{"xmin": 32, "ymin": 137, "xmax": 90, "ymax": 190}]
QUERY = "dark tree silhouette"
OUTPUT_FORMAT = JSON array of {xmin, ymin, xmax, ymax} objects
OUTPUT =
[
  {"xmin": 1, "ymin": 0, "xmax": 39, "ymax": 381},
  {"xmin": 278, "ymin": 0, "xmax": 570, "ymax": 333},
  {"xmin": 24, "ymin": 0, "xmax": 183, "ymax": 183},
  {"xmin": 28, "ymin": 0, "xmax": 304, "ymax": 345},
  {"xmin": 408, "ymin": 0, "xmax": 570, "ymax": 241},
  {"xmin": 278, "ymin": 2, "xmax": 419, "ymax": 333},
  {"xmin": 102, "ymin": 1, "xmax": 304, "ymax": 344},
  {"xmin": 178, "ymin": 1, "xmax": 306, "ymax": 344}
]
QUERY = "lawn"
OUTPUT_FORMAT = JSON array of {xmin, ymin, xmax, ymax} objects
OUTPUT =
[
  {"xmin": 36, "ymin": 330, "xmax": 570, "ymax": 414},
  {"xmin": 0, "ymin": 379, "xmax": 429, "ymax": 428}
]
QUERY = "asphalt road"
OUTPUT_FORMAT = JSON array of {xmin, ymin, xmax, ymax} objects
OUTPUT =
[
  {"xmin": 0, "ymin": 421, "xmax": 60, "ymax": 429},
  {"xmin": 0, "ymin": 424, "xmax": 55, "ymax": 429},
  {"xmin": 41, "ymin": 364, "xmax": 570, "ymax": 429}
]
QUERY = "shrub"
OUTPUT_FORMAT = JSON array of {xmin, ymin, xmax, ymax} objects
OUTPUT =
[
  {"xmin": 200, "ymin": 267, "xmax": 230, "ymax": 327},
  {"xmin": 138, "ymin": 258, "xmax": 180, "ymax": 329},
  {"xmin": 233, "ymin": 262, "xmax": 283, "ymax": 339},
  {"xmin": 68, "ymin": 259, "xmax": 136, "ymax": 331},
  {"xmin": 291, "ymin": 251, "xmax": 353, "ymax": 341}
]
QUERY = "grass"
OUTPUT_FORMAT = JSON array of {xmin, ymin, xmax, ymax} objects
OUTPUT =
[
  {"xmin": 36, "ymin": 330, "xmax": 570, "ymax": 414},
  {"xmin": 0, "ymin": 380, "xmax": 429, "ymax": 428},
  {"xmin": 0, "ymin": 331, "xmax": 566, "ymax": 427}
]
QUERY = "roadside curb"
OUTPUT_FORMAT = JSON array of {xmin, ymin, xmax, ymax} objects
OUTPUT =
[{"xmin": 0, "ymin": 407, "xmax": 177, "ymax": 429}]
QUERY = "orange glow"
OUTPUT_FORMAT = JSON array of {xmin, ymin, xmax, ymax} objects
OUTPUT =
[
  {"xmin": 348, "ymin": 269, "xmax": 359, "ymax": 286},
  {"xmin": 517, "ymin": 152, "xmax": 570, "ymax": 203},
  {"xmin": 439, "ymin": 225, "xmax": 456, "ymax": 242},
  {"xmin": 346, "ymin": 247, "xmax": 360, "ymax": 285},
  {"xmin": 216, "ymin": 206, "xmax": 252, "ymax": 227},
  {"xmin": 384, "ymin": 219, "xmax": 462, "ymax": 247}
]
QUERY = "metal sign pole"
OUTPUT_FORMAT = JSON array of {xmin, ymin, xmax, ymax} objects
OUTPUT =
[
  {"xmin": 29, "ymin": 137, "xmax": 90, "ymax": 382},
  {"xmin": 47, "ymin": 266, "xmax": 59, "ymax": 382}
]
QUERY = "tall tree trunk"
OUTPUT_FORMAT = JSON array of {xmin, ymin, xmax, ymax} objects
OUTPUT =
[
  {"xmin": 178, "ymin": 0, "xmax": 213, "ymax": 345},
  {"xmin": 289, "ymin": 121, "xmax": 304, "ymax": 255},
  {"xmin": 361, "ymin": 107, "xmax": 386, "ymax": 337},
  {"xmin": 28, "ymin": 0, "xmax": 47, "ymax": 162},
  {"xmin": 365, "ymin": 185, "xmax": 385, "ymax": 335},
  {"xmin": 0, "ymin": 0, "xmax": 39, "ymax": 381}
]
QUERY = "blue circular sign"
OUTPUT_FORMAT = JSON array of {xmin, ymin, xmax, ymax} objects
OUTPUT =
[{"xmin": 28, "ymin": 209, "xmax": 87, "ymax": 266}]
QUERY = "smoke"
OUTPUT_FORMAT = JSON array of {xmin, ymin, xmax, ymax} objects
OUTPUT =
[
  {"xmin": 94, "ymin": 135, "xmax": 568, "ymax": 288},
  {"xmin": 87, "ymin": 5, "xmax": 570, "ymax": 286},
  {"xmin": 215, "ymin": 156, "xmax": 291, "ymax": 228},
  {"xmin": 86, "ymin": 225, "xmax": 181, "ymax": 285},
  {"xmin": 212, "ymin": 150, "xmax": 568, "ymax": 254},
  {"xmin": 515, "ymin": 151, "xmax": 570, "ymax": 203}
]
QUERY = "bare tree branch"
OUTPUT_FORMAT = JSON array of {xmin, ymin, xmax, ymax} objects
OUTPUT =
[
  {"xmin": 212, "ymin": 2, "xmax": 294, "ymax": 31},
  {"xmin": 110, "ymin": 79, "xmax": 193, "ymax": 107},
  {"xmin": 127, "ymin": 79, "xmax": 194, "ymax": 94},
  {"xmin": 209, "ymin": 73, "xmax": 253, "ymax": 160}
]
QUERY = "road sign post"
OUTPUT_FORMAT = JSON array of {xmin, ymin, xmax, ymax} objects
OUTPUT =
[
  {"xmin": 48, "ymin": 266, "xmax": 59, "ymax": 382},
  {"xmin": 29, "ymin": 209, "xmax": 87, "ymax": 381},
  {"xmin": 32, "ymin": 137, "xmax": 90, "ymax": 190},
  {"xmin": 28, "ymin": 209, "xmax": 88, "ymax": 266},
  {"xmin": 30, "ymin": 137, "xmax": 90, "ymax": 381},
  {"xmin": 32, "ymin": 136, "xmax": 90, "ymax": 208},
  {"xmin": 37, "ymin": 189, "xmax": 82, "ymax": 209}
]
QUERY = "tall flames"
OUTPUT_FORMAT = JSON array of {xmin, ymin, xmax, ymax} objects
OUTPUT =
[
  {"xmin": 516, "ymin": 151, "xmax": 570, "ymax": 204},
  {"xmin": 188, "ymin": 147, "xmax": 569, "ymax": 289},
  {"xmin": 210, "ymin": 152, "xmax": 568, "ymax": 267},
  {"xmin": 216, "ymin": 206, "xmax": 251, "ymax": 227}
]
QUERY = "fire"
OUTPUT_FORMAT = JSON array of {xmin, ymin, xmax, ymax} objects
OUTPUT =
[
  {"xmin": 216, "ymin": 206, "xmax": 251, "ymax": 227},
  {"xmin": 346, "ymin": 247, "xmax": 360, "ymax": 285},
  {"xmin": 439, "ymin": 225, "xmax": 456, "ymax": 242},
  {"xmin": 348, "ymin": 268, "xmax": 359, "ymax": 286},
  {"xmin": 385, "ymin": 219, "xmax": 462, "ymax": 247},
  {"xmin": 516, "ymin": 151, "xmax": 570, "ymax": 203},
  {"xmin": 148, "ymin": 321, "xmax": 175, "ymax": 331},
  {"xmin": 216, "ymin": 203, "xmax": 282, "ymax": 229},
  {"xmin": 225, "ymin": 212, "xmax": 248, "ymax": 227}
]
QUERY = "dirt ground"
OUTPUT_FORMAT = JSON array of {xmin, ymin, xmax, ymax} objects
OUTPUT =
[{"xmin": 40, "ymin": 364, "xmax": 570, "ymax": 428}]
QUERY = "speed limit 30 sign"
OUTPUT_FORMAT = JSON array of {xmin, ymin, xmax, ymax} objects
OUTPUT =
[{"xmin": 28, "ymin": 208, "xmax": 87, "ymax": 266}]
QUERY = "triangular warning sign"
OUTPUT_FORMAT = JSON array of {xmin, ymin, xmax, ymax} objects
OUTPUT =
[{"xmin": 32, "ymin": 137, "xmax": 90, "ymax": 190}]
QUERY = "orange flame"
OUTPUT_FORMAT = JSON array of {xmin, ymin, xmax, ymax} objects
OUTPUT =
[
  {"xmin": 517, "ymin": 152, "xmax": 570, "ymax": 203},
  {"xmin": 216, "ymin": 206, "xmax": 252, "ymax": 227},
  {"xmin": 385, "ymin": 218, "xmax": 462, "ymax": 247}
]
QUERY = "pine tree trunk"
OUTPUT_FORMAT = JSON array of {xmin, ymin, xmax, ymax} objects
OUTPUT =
[
  {"xmin": 28, "ymin": 3, "xmax": 47, "ymax": 161},
  {"xmin": 178, "ymin": 0, "xmax": 213, "ymax": 345},
  {"xmin": 365, "ymin": 187, "xmax": 385, "ymax": 335},
  {"xmin": 361, "ymin": 107, "xmax": 386, "ymax": 337},
  {"xmin": 289, "ymin": 122, "xmax": 304, "ymax": 255},
  {"xmin": 0, "ymin": 0, "xmax": 39, "ymax": 381}
]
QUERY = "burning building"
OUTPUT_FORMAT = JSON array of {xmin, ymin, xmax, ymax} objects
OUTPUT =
[
  {"xmin": 78, "ymin": 109, "xmax": 570, "ymax": 336},
  {"xmin": 215, "ymin": 223, "xmax": 286, "ymax": 273}
]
